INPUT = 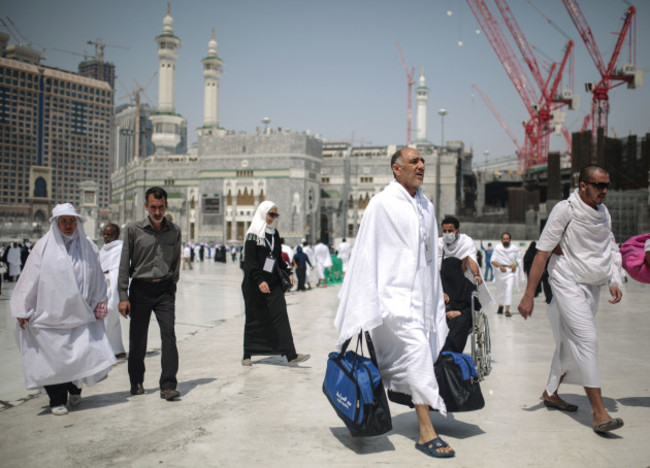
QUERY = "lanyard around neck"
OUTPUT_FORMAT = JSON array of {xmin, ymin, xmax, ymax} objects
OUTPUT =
[{"xmin": 265, "ymin": 234, "xmax": 275, "ymax": 254}]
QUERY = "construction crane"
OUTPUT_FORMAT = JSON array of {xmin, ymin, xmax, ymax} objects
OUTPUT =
[
  {"xmin": 86, "ymin": 38, "xmax": 129, "ymax": 87},
  {"xmin": 466, "ymin": 0, "xmax": 576, "ymax": 170},
  {"xmin": 472, "ymin": 83, "xmax": 523, "ymax": 156},
  {"xmin": 52, "ymin": 47, "xmax": 90, "ymax": 61},
  {"xmin": 562, "ymin": 0, "xmax": 641, "ymax": 147},
  {"xmin": 494, "ymin": 0, "xmax": 576, "ymax": 161},
  {"xmin": 395, "ymin": 42, "xmax": 415, "ymax": 145},
  {"xmin": 87, "ymin": 38, "xmax": 129, "ymax": 62},
  {"xmin": 118, "ymin": 72, "xmax": 157, "ymax": 162}
]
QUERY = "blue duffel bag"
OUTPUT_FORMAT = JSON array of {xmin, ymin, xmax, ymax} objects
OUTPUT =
[{"xmin": 323, "ymin": 331, "xmax": 392, "ymax": 436}]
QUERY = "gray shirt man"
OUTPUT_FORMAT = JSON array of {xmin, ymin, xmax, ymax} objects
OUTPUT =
[{"xmin": 118, "ymin": 216, "xmax": 181, "ymax": 301}]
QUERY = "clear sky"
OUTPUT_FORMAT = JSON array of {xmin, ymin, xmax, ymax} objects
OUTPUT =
[{"xmin": 3, "ymin": 0, "xmax": 649, "ymax": 164}]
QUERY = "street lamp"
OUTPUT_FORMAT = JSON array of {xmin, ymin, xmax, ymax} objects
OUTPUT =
[{"xmin": 437, "ymin": 109, "xmax": 447, "ymax": 220}]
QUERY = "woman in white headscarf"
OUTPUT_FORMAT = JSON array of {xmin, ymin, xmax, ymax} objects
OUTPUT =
[
  {"xmin": 11, "ymin": 203, "xmax": 116, "ymax": 415},
  {"xmin": 240, "ymin": 201, "xmax": 310, "ymax": 367}
]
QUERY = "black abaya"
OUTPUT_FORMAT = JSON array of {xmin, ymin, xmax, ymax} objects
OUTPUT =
[{"xmin": 241, "ymin": 230, "xmax": 298, "ymax": 360}]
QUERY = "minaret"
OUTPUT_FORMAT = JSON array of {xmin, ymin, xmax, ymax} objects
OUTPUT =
[
  {"xmin": 416, "ymin": 68, "xmax": 429, "ymax": 141},
  {"xmin": 151, "ymin": 3, "xmax": 187, "ymax": 155},
  {"xmin": 201, "ymin": 29, "xmax": 224, "ymax": 129}
]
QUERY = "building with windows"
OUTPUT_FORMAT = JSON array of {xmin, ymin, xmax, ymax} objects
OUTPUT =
[
  {"xmin": 0, "ymin": 42, "xmax": 113, "ymax": 240},
  {"xmin": 109, "ymin": 6, "xmax": 472, "ymax": 246},
  {"xmin": 320, "ymin": 139, "xmax": 473, "ymax": 242}
]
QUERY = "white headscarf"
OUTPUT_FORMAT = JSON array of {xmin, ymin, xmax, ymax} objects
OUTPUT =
[{"xmin": 246, "ymin": 200, "xmax": 277, "ymax": 246}]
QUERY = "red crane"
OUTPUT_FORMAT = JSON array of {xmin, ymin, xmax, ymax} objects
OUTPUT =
[
  {"xmin": 472, "ymin": 83, "xmax": 523, "ymax": 156},
  {"xmin": 467, "ymin": 0, "xmax": 575, "ymax": 170},
  {"xmin": 396, "ymin": 42, "xmax": 415, "ymax": 145},
  {"xmin": 562, "ymin": 0, "xmax": 640, "ymax": 145}
]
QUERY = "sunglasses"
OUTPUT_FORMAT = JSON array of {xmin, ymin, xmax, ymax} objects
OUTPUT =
[
  {"xmin": 586, "ymin": 181, "xmax": 610, "ymax": 190},
  {"xmin": 268, "ymin": 212, "xmax": 280, "ymax": 219}
]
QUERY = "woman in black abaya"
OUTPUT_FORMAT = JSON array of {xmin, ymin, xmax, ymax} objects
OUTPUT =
[
  {"xmin": 441, "ymin": 257, "xmax": 480, "ymax": 353},
  {"xmin": 241, "ymin": 201, "xmax": 310, "ymax": 367}
]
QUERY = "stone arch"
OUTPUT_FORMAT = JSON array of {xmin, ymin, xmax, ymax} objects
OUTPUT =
[
  {"xmin": 237, "ymin": 187, "xmax": 254, "ymax": 205},
  {"xmin": 34, "ymin": 209, "xmax": 46, "ymax": 224},
  {"xmin": 358, "ymin": 193, "xmax": 370, "ymax": 209}
]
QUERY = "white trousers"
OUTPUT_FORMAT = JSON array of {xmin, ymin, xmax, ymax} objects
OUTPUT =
[
  {"xmin": 103, "ymin": 307, "xmax": 125, "ymax": 355},
  {"xmin": 371, "ymin": 315, "xmax": 446, "ymax": 413},
  {"xmin": 545, "ymin": 255, "xmax": 601, "ymax": 394},
  {"xmin": 495, "ymin": 271, "xmax": 515, "ymax": 306}
]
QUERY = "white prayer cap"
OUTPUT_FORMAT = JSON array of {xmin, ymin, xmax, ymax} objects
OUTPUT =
[
  {"xmin": 301, "ymin": 238, "xmax": 307, "ymax": 243},
  {"xmin": 49, "ymin": 203, "xmax": 87, "ymax": 223}
]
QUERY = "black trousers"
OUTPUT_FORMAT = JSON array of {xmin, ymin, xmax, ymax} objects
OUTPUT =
[
  {"xmin": 296, "ymin": 265, "xmax": 307, "ymax": 290},
  {"xmin": 44, "ymin": 382, "xmax": 81, "ymax": 407},
  {"xmin": 128, "ymin": 279, "xmax": 179, "ymax": 390}
]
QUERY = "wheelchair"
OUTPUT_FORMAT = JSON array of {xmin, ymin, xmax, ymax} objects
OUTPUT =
[{"xmin": 471, "ymin": 287, "xmax": 492, "ymax": 381}]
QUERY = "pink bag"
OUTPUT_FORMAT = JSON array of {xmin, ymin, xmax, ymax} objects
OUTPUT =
[{"xmin": 620, "ymin": 233, "xmax": 650, "ymax": 284}]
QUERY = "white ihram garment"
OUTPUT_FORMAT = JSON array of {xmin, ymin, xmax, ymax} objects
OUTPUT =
[
  {"xmin": 491, "ymin": 243, "xmax": 523, "ymax": 307},
  {"xmin": 335, "ymin": 181, "xmax": 448, "ymax": 414},
  {"xmin": 99, "ymin": 240, "xmax": 125, "ymax": 355},
  {"xmin": 7, "ymin": 246, "xmax": 21, "ymax": 276},
  {"xmin": 537, "ymin": 189, "xmax": 622, "ymax": 392},
  {"xmin": 11, "ymin": 209, "xmax": 115, "ymax": 390},
  {"xmin": 303, "ymin": 246, "xmax": 315, "ymax": 283},
  {"xmin": 438, "ymin": 233, "xmax": 494, "ymax": 307},
  {"xmin": 336, "ymin": 241, "xmax": 352, "ymax": 272},
  {"xmin": 314, "ymin": 243, "xmax": 332, "ymax": 279}
]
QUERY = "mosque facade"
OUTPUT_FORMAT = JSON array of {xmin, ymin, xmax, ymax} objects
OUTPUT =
[{"xmin": 110, "ymin": 6, "xmax": 473, "ymax": 246}]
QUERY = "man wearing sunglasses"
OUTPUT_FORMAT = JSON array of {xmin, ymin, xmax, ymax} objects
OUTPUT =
[{"xmin": 518, "ymin": 164, "xmax": 623, "ymax": 434}]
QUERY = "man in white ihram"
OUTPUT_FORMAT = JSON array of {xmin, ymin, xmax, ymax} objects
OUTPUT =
[
  {"xmin": 313, "ymin": 239, "xmax": 332, "ymax": 288},
  {"xmin": 336, "ymin": 238, "xmax": 352, "ymax": 277},
  {"xmin": 491, "ymin": 232, "xmax": 523, "ymax": 317},
  {"xmin": 519, "ymin": 164, "xmax": 624, "ymax": 434},
  {"xmin": 335, "ymin": 147, "xmax": 454, "ymax": 459},
  {"xmin": 99, "ymin": 223, "xmax": 127, "ymax": 358}
]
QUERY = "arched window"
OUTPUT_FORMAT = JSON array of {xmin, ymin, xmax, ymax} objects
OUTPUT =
[
  {"xmin": 34, "ymin": 177, "xmax": 47, "ymax": 197},
  {"xmin": 237, "ymin": 187, "xmax": 254, "ymax": 205}
]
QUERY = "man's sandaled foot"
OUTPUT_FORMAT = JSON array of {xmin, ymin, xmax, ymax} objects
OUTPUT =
[
  {"xmin": 415, "ymin": 437, "xmax": 455, "ymax": 458},
  {"xmin": 543, "ymin": 399, "xmax": 578, "ymax": 412},
  {"xmin": 593, "ymin": 418, "xmax": 624, "ymax": 433}
]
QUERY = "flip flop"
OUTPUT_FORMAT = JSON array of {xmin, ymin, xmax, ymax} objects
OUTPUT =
[
  {"xmin": 593, "ymin": 418, "xmax": 624, "ymax": 433},
  {"xmin": 415, "ymin": 437, "xmax": 455, "ymax": 458},
  {"xmin": 543, "ymin": 399, "xmax": 578, "ymax": 412}
]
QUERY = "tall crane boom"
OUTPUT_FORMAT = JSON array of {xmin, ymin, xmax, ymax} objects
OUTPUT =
[
  {"xmin": 396, "ymin": 42, "xmax": 415, "ymax": 145},
  {"xmin": 472, "ymin": 84, "xmax": 522, "ymax": 156},
  {"xmin": 562, "ymin": 0, "xmax": 640, "ymax": 145},
  {"xmin": 467, "ymin": 0, "xmax": 576, "ymax": 169},
  {"xmin": 495, "ymin": 0, "xmax": 545, "ymax": 93}
]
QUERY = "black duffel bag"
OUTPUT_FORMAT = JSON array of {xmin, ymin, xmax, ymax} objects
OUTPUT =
[{"xmin": 387, "ymin": 351, "xmax": 484, "ymax": 413}]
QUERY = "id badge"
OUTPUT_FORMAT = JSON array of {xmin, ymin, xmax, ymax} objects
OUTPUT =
[
  {"xmin": 263, "ymin": 257, "xmax": 276, "ymax": 273},
  {"xmin": 425, "ymin": 243, "xmax": 433, "ymax": 264}
]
